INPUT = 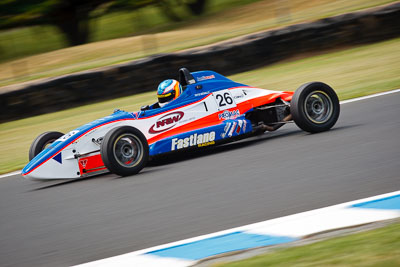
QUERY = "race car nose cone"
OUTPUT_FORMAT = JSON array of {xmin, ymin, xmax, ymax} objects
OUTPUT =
[
  {"xmin": 22, "ymin": 172, "xmax": 41, "ymax": 181},
  {"xmin": 21, "ymin": 165, "xmax": 43, "ymax": 180}
]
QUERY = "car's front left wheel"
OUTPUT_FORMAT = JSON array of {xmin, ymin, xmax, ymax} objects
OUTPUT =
[{"xmin": 100, "ymin": 126, "xmax": 149, "ymax": 176}]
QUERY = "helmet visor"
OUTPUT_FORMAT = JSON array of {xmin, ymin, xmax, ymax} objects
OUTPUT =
[{"xmin": 158, "ymin": 90, "xmax": 176, "ymax": 104}]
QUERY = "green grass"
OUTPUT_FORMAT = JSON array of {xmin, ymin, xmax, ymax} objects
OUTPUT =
[
  {"xmin": 0, "ymin": 0, "xmax": 397, "ymax": 87},
  {"xmin": 215, "ymin": 222, "xmax": 400, "ymax": 267},
  {"xmin": 0, "ymin": 37, "xmax": 399, "ymax": 174},
  {"xmin": 89, "ymin": 0, "xmax": 261, "ymax": 41},
  {"xmin": 0, "ymin": 25, "xmax": 66, "ymax": 62}
]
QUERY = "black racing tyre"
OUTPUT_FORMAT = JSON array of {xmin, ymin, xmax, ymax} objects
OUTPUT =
[
  {"xmin": 100, "ymin": 126, "xmax": 149, "ymax": 176},
  {"xmin": 29, "ymin": 131, "xmax": 64, "ymax": 161},
  {"xmin": 290, "ymin": 82, "xmax": 340, "ymax": 133}
]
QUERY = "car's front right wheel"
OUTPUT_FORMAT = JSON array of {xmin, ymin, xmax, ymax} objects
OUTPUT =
[
  {"xmin": 29, "ymin": 131, "xmax": 64, "ymax": 161},
  {"xmin": 100, "ymin": 126, "xmax": 149, "ymax": 176}
]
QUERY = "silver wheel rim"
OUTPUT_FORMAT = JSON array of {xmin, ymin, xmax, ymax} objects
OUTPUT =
[
  {"xmin": 304, "ymin": 90, "xmax": 333, "ymax": 124},
  {"xmin": 113, "ymin": 134, "xmax": 143, "ymax": 168}
]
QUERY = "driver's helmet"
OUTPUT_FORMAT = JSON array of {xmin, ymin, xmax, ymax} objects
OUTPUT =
[{"xmin": 157, "ymin": 79, "xmax": 182, "ymax": 107}]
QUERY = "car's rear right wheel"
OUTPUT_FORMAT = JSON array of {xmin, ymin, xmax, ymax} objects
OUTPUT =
[{"xmin": 290, "ymin": 82, "xmax": 340, "ymax": 133}]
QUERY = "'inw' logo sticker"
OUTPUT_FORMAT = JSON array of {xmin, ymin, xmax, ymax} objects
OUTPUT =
[{"xmin": 149, "ymin": 111, "xmax": 184, "ymax": 134}]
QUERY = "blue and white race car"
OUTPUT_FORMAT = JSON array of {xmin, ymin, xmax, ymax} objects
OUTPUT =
[{"xmin": 22, "ymin": 68, "xmax": 340, "ymax": 180}]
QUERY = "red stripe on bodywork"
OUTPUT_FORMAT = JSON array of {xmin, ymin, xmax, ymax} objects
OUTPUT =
[{"xmin": 78, "ymin": 154, "xmax": 105, "ymax": 175}]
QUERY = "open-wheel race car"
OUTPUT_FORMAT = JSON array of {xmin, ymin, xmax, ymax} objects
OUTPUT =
[{"xmin": 22, "ymin": 68, "xmax": 340, "ymax": 180}]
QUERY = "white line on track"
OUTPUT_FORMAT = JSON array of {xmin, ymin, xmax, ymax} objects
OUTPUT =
[
  {"xmin": 1, "ymin": 88, "xmax": 399, "ymax": 180},
  {"xmin": 339, "ymin": 88, "xmax": 400, "ymax": 104},
  {"xmin": 0, "ymin": 171, "xmax": 21, "ymax": 179}
]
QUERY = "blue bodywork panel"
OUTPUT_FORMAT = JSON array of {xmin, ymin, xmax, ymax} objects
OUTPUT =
[{"xmin": 149, "ymin": 118, "xmax": 252, "ymax": 155}]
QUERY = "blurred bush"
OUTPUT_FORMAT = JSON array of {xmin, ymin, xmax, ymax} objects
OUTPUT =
[{"xmin": 0, "ymin": 1, "xmax": 270, "ymax": 63}]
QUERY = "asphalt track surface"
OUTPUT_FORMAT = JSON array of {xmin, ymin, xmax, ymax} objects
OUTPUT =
[{"xmin": 1, "ymin": 92, "xmax": 399, "ymax": 267}]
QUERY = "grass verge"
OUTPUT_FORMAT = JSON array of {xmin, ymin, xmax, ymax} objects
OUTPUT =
[
  {"xmin": 230, "ymin": 38, "xmax": 400, "ymax": 100},
  {"xmin": 215, "ymin": 222, "xmax": 400, "ymax": 267},
  {"xmin": 0, "ymin": 37, "xmax": 399, "ymax": 174},
  {"xmin": 0, "ymin": 0, "xmax": 396, "ymax": 88}
]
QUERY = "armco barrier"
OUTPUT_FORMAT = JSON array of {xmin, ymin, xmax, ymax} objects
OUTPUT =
[{"xmin": 1, "ymin": 2, "xmax": 400, "ymax": 122}]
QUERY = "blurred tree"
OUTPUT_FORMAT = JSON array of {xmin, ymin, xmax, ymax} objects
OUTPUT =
[
  {"xmin": 0, "ymin": 0, "xmax": 111, "ymax": 46},
  {"xmin": 156, "ymin": 0, "xmax": 208, "ymax": 21},
  {"xmin": 105, "ymin": 0, "xmax": 208, "ymax": 22},
  {"xmin": 0, "ymin": 0, "xmax": 207, "ymax": 46},
  {"xmin": 186, "ymin": 0, "xmax": 207, "ymax": 15}
]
